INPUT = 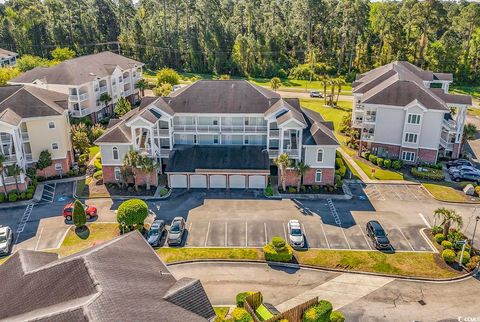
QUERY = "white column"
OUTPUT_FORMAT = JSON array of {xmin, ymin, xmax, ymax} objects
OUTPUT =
[
  {"xmin": 266, "ymin": 122, "xmax": 270, "ymax": 150},
  {"xmin": 279, "ymin": 128, "xmax": 284, "ymax": 154}
]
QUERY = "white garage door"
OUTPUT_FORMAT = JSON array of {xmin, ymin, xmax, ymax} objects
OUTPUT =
[
  {"xmin": 229, "ymin": 175, "xmax": 246, "ymax": 189},
  {"xmin": 249, "ymin": 175, "xmax": 266, "ymax": 189},
  {"xmin": 210, "ymin": 175, "xmax": 227, "ymax": 188},
  {"xmin": 169, "ymin": 174, "xmax": 187, "ymax": 188},
  {"xmin": 190, "ymin": 174, "xmax": 207, "ymax": 188}
]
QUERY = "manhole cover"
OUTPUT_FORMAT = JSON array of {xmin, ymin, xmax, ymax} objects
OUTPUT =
[{"xmin": 418, "ymin": 300, "xmax": 426, "ymax": 306}]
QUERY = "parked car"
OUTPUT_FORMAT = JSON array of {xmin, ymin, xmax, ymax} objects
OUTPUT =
[
  {"xmin": 63, "ymin": 203, "xmax": 98, "ymax": 221},
  {"xmin": 0, "ymin": 225, "xmax": 13, "ymax": 256},
  {"xmin": 452, "ymin": 170, "xmax": 480, "ymax": 183},
  {"xmin": 448, "ymin": 165, "xmax": 480, "ymax": 175},
  {"xmin": 167, "ymin": 217, "xmax": 186, "ymax": 246},
  {"xmin": 287, "ymin": 220, "xmax": 305, "ymax": 248},
  {"xmin": 146, "ymin": 220, "xmax": 165, "ymax": 247},
  {"xmin": 447, "ymin": 159, "xmax": 473, "ymax": 169},
  {"xmin": 366, "ymin": 220, "xmax": 391, "ymax": 250},
  {"xmin": 309, "ymin": 90, "xmax": 323, "ymax": 98}
]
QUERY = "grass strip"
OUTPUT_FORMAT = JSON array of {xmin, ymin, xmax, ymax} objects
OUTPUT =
[
  {"xmin": 422, "ymin": 183, "xmax": 470, "ymax": 203},
  {"xmin": 158, "ymin": 247, "xmax": 264, "ymax": 263}
]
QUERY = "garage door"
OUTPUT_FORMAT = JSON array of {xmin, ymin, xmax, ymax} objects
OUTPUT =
[
  {"xmin": 229, "ymin": 175, "xmax": 246, "ymax": 189},
  {"xmin": 190, "ymin": 174, "xmax": 207, "ymax": 188},
  {"xmin": 249, "ymin": 175, "xmax": 266, "ymax": 189},
  {"xmin": 169, "ymin": 174, "xmax": 187, "ymax": 188},
  {"xmin": 210, "ymin": 175, "xmax": 227, "ymax": 188}
]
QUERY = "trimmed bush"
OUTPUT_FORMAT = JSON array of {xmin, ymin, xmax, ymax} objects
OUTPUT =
[
  {"xmin": 392, "ymin": 160, "xmax": 403, "ymax": 170},
  {"xmin": 383, "ymin": 159, "xmax": 392, "ymax": 168},
  {"xmin": 330, "ymin": 311, "xmax": 346, "ymax": 322},
  {"xmin": 335, "ymin": 157, "xmax": 345, "ymax": 168},
  {"xmin": 160, "ymin": 187, "xmax": 169, "ymax": 196},
  {"xmin": 94, "ymin": 158, "xmax": 102, "ymax": 171},
  {"xmin": 442, "ymin": 249, "xmax": 456, "ymax": 263},
  {"xmin": 441, "ymin": 240, "xmax": 453, "ymax": 249},
  {"xmin": 26, "ymin": 192, "xmax": 33, "ymax": 199},
  {"xmin": 475, "ymin": 186, "xmax": 480, "ymax": 197},
  {"xmin": 288, "ymin": 186, "xmax": 296, "ymax": 193},
  {"xmin": 363, "ymin": 152, "xmax": 371, "ymax": 160},
  {"xmin": 335, "ymin": 166, "xmax": 346, "ymax": 178},
  {"xmin": 376, "ymin": 158, "xmax": 384, "ymax": 167},
  {"xmin": 368, "ymin": 154, "xmax": 377, "ymax": 165},
  {"xmin": 435, "ymin": 233, "xmax": 445, "ymax": 243},
  {"xmin": 236, "ymin": 292, "xmax": 255, "ymax": 307},
  {"xmin": 8, "ymin": 192, "xmax": 17, "ymax": 202},
  {"xmin": 231, "ymin": 308, "xmax": 252, "ymax": 322},
  {"xmin": 0, "ymin": 193, "xmax": 5, "ymax": 203},
  {"xmin": 117, "ymin": 199, "xmax": 149, "ymax": 229},
  {"xmin": 466, "ymin": 256, "xmax": 480, "ymax": 271},
  {"xmin": 265, "ymin": 185, "xmax": 273, "ymax": 196},
  {"xmin": 302, "ymin": 300, "xmax": 333, "ymax": 322},
  {"xmin": 431, "ymin": 226, "xmax": 443, "ymax": 235},
  {"xmin": 93, "ymin": 170, "xmax": 103, "ymax": 180},
  {"xmin": 263, "ymin": 243, "xmax": 293, "ymax": 262},
  {"xmin": 271, "ymin": 236, "xmax": 286, "ymax": 250},
  {"xmin": 78, "ymin": 153, "xmax": 89, "ymax": 166},
  {"xmin": 20, "ymin": 192, "xmax": 26, "ymax": 200},
  {"xmin": 457, "ymin": 251, "xmax": 471, "ymax": 265},
  {"xmin": 411, "ymin": 167, "xmax": 445, "ymax": 181}
]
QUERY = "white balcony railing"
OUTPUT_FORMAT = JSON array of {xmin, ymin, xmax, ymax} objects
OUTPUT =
[
  {"xmin": 284, "ymin": 149, "xmax": 300, "ymax": 158},
  {"xmin": 268, "ymin": 150, "xmax": 279, "ymax": 158},
  {"xmin": 153, "ymin": 129, "xmax": 170, "ymax": 136},
  {"xmin": 361, "ymin": 133, "xmax": 375, "ymax": 141},
  {"xmin": 123, "ymin": 77, "xmax": 130, "ymax": 84},
  {"xmin": 173, "ymin": 124, "xmax": 268, "ymax": 133},
  {"xmin": 159, "ymin": 150, "xmax": 171, "ymax": 158},
  {"xmin": 21, "ymin": 131, "xmax": 29, "ymax": 141},
  {"xmin": 1, "ymin": 176, "xmax": 16, "ymax": 185},
  {"xmin": 70, "ymin": 108, "xmax": 92, "ymax": 118},
  {"xmin": 269, "ymin": 129, "xmax": 280, "ymax": 138},
  {"xmin": 99, "ymin": 86, "xmax": 108, "ymax": 93},
  {"xmin": 1, "ymin": 154, "xmax": 16, "ymax": 163},
  {"xmin": 69, "ymin": 93, "xmax": 89, "ymax": 101},
  {"xmin": 440, "ymin": 137, "xmax": 455, "ymax": 151},
  {"xmin": 443, "ymin": 119, "xmax": 457, "ymax": 131}
]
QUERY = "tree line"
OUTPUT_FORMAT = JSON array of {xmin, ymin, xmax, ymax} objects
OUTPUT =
[{"xmin": 0, "ymin": 0, "xmax": 479, "ymax": 82}]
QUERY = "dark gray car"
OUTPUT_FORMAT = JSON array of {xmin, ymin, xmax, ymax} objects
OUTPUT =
[
  {"xmin": 167, "ymin": 217, "xmax": 186, "ymax": 246},
  {"xmin": 366, "ymin": 220, "xmax": 391, "ymax": 250},
  {"xmin": 146, "ymin": 220, "xmax": 165, "ymax": 247}
]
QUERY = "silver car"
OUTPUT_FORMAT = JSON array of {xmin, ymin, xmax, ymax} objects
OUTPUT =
[
  {"xmin": 167, "ymin": 217, "xmax": 186, "ymax": 246},
  {"xmin": 448, "ymin": 165, "xmax": 480, "ymax": 175},
  {"xmin": 287, "ymin": 220, "xmax": 305, "ymax": 248},
  {"xmin": 0, "ymin": 226, "xmax": 13, "ymax": 256}
]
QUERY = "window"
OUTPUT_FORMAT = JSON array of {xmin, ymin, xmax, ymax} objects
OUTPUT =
[
  {"xmin": 112, "ymin": 79, "xmax": 116, "ymax": 85},
  {"xmin": 112, "ymin": 147, "xmax": 119, "ymax": 160},
  {"xmin": 407, "ymin": 114, "xmax": 421, "ymax": 124},
  {"xmin": 315, "ymin": 169, "xmax": 322, "ymax": 182},
  {"xmin": 245, "ymin": 119, "xmax": 249, "ymax": 125},
  {"xmin": 194, "ymin": 135, "xmax": 197, "ymax": 144},
  {"xmin": 52, "ymin": 143, "xmax": 58, "ymax": 150},
  {"xmin": 114, "ymin": 167, "xmax": 121, "ymax": 181},
  {"xmin": 404, "ymin": 133, "xmax": 418, "ymax": 143},
  {"xmin": 118, "ymin": 76, "xmax": 123, "ymax": 82},
  {"xmin": 54, "ymin": 163, "xmax": 62, "ymax": 171},
  {"xmin": 402, "ymin": 151, "xmax": 416, "ymax": 162},
  {"xmin": 244, "ymin": 137, "xmax": 249, "ymax": 144},
  {"xmin": 213, "ymin": 120, "xmax": 218, "ymax": 125},
  {"xmin": 317, "ymin": 149, "xmax": 324, "ymax": 162},
  {"xmin": 48, "ymin": 122, "xmax": 55, "ymax": 129},
  {"xmin": 213, "ymin": 135, "xmax": 219, "ymax": 144}
]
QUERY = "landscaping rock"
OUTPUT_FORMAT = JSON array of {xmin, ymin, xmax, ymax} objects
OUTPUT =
[{"xmin": 463, "ymin": 184, "xmax": 475, "ymax": 196}]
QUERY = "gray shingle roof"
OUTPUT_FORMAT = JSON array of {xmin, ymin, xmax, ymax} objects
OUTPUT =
[
  {"xmin": 0, "ymin": 231, "xmax": 214, "ymax": 322},
  {"xmin": 0, "ymin": 48, "xmax": 17, "ymax": 59},
  {"xmin": 10, "ymin": 51, "xmax": 143, "ymax": 85},
  {"xmin": 166, "ymin": 145, "xmax": 270, "ymax": 172},
  {"xmin": 301, "ymin": 108, "xmax": 339, "ymax": 146}
]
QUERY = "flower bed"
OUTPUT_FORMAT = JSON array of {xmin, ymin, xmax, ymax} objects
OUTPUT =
[{"xmin": 279, "ymin": 185, "xmax": 342, "ymax": 195}]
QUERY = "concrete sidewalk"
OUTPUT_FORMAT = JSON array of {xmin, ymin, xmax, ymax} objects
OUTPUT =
[{"xmin": 275, "ymin": 273, "xmax": 394, "ymax": 311}]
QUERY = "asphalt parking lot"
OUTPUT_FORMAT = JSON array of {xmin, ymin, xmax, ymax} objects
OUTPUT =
[{"xmin": 350, "ymin": 183, "xmax": 431, "ymax": 201}]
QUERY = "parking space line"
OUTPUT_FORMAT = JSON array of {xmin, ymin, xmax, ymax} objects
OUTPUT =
[
  {"xmin": 397, "ymin": 226, "xmax": 415, "ymax": 251},
  {"xmin": 283, "ymin": 222, "xmax": 287, "ymax": 241},
  {"xmin": 390, "ymin": 185, "xmax": 403, "ymax": 200},
  {"xmin": 419, "ymin": 213, "xmax": 432, "ymax": 228},
  {"xmin": 319, "ymin": 221, "xmax": 330, "ymax": 249},
  {"xmin": 245, "ymin": 221, "xmax": 248, "ymax": 247},
  {"xmin": 264, "ymin": 222, "xmax": 268, "ymax": 244},
  {"xmin": 204, "ymin": 221, "xmax": 210, "ymax": 247},
  {"xmin": 358, "ymin": 225, "xmax": 372, "ymax": 250},
  {"xmin": 225, "ymin": 222, "xmax": 227, "ymax": 246}
]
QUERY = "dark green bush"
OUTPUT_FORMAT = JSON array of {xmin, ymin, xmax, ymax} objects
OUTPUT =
[
  {"xmin": 302, "ymin": 300, "xmax": 333, "ymax": 322},
  {"xmin": 435, "ymin": 233, "xmax": 445, "ymax": 243},
  {"xmin": 26, "ymin": 192, "xmax": 33, "ymax": 199},
  {"xmin": 442, "ymin": 249, "xmax": 456, "ymax": 263},
  {"xmin": 264, "ymin": 185, "xmax": 273, "ymax": 196},
  {"xmin": 0, "ymin": 193, "xmax": 4, "ymax": 203},
  {"xmin": 431, "ymin": 226, "xmax": 443, "ymax": 235},
  {"xmin": 73, "ymin": 199, "xmax": 87, "ymax": 228},
  {"xmin": 117, "ymin": 199, "xmax": 149, "ymax": 228},
  {"xmin": 363, "ymin": 152, "xmax": 371, "ymax": 160},
  {"xmin": 383, "ymin": 159, "xmax": 392, "ymax": 168},
  {"xmin": 411, "ymin": 167, "xmax": 445, "ymax": 181},
  {"xmin": 20, "ymin": 192, "xmax": 26, "ymax": 200},
  {"xmin": 392, "ymin": 160, "xmax": 403, "ymax": 170},
  {"xmin": 235, "ymin": 292, "xmax": 255, "ymax": 307},
  {"xmin": 376, "ymin": 157, "xmax": 384, "ymax": 167},
  {"xmin": 8, "ymin": 192, "xmax": 17, "ymax": 202},
  {"xmin": 330, "ymin": 310, "xmax": 346, "ymax": 322},
  {"xmin": 368, "ymin": 154, "xmax": 377, "ymax": 165}
]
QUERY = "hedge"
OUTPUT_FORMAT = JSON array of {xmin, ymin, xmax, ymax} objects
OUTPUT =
[
  {"xmin": 263, "ymin": 241, "xmax": 293, "ymax": 262},
  {"xmin": 410, "ymin": 167, "xmax": 445, "ymax": 181},
  {"xmin": 302, "ymin": 300, "xmax": 333, "ymax": 322},
  {"xmin": 442, "ymin": 249, "xmax": 456, "ymax": 263}
]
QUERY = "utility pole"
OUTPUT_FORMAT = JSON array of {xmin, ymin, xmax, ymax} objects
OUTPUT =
[{"xmin": 471, "ymin": 215, "xmax": 480, "ymax": 255}]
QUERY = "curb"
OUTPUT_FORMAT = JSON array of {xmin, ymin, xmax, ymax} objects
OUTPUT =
[{"xmin": 165, "ymin": 259, "xmax": 478, "ymax": 283}]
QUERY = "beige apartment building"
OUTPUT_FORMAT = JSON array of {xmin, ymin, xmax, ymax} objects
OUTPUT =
[{"xmin": 0, "ymin": 85, "xmax": 72, "ymax": 192}]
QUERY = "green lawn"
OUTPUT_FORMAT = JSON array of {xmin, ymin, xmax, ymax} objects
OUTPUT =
[
  {"xmin": 451, "ymin": 84, "xmax": 480, "ymax": 100},
  {"xmin": 354, "ymin": 158, "xmax": 404, "ymax": 180},
  {"xmin": 467, "ymin": 107, "xmax": 480, "ymax": 117},
  {"xmin": 422, "ymin": 183, "xmax": 472, "ymax": 203},
  {"xmin": 158, "ymin": 248, "xmax": 263, "ymax": 263},
  {"xmin": 75, "ymin": 178, "xmax": 87, "ymax": 196}
]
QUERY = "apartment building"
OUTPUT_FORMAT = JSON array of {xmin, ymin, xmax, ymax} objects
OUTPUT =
[
  {"xmin": 95, "ymin": 80, "xmax": 339, "ymax": 189},
  {"xmin": 0, "ymin": 85, "xmax": 73, "ymax": 192},
  {"xmin": 0, "ymin": 48, "xmax": 18, "ymax": 67},
  {"xmin": 352, "ymin": 61, "xmax": 472, "ymax": 164},
  {"xmin": 9, "ymin": 51, "xmax": 144, "ymax": 121}
]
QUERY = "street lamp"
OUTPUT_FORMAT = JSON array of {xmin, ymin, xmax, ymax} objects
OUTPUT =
[{"xmin": 471, "ymin": 216, "xmax": 480, "ymax": 255}]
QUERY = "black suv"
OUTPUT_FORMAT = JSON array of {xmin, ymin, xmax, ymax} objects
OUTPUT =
[
  {"xmin": 452, "ymin": 170, "xmax": 480, "ymax": 183},
  {"xmin": 366, "ymin": 220, "xmax": 391, "ymax": 250}
]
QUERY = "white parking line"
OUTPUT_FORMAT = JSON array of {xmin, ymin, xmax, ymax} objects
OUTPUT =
[
  {"xmin": 319, "ymin": 220, "xmax": 330, "ymax": 249},
  {"xmin": 225, "ymin": 222, "xmax": 227, "ymax": 246},
  {"xmin": 245, "ymin": 221, "xmax": 248, "ymax": 247},
  {"xmin": 204, "ymin": 221, "xmax": 210, "ymax": 247},
  {"xmin": 264, "ymin": 222, "xmax": 268, "ymax": 244},
  {"xmin": 419, "ymin": 213, "xmax": 432, "ymax": 228},
  {"xmin": 397, "ymin": 226, "xmax": 415, "ymax": 251},
  {"xmin": 358, "ymin": 225, "xmax": 372, "ymax": 250}
]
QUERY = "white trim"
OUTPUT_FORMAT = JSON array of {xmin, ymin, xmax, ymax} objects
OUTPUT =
[
  {"xmin": 114, "ymin": 166, "xmax": 121, "ymax": 181},
  {"xmin": 52, "ymin": 142, "xmax": 59, "ymax": 150},
  {"xmin": 112, "ymin": 146, "xmax": 119, "ymax": 160},
  {"xmin": 315, "ymin": 169, "xmax": 323, "ymax": 182},
  {"xmin": 401, "ymin": 151, "xmax": 416, "ymax": 162},
  {"xmin": 317, "ymin": 148, "xmax": 324, "ymax": 162}
]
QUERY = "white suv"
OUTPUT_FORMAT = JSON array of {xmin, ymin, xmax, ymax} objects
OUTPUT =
[
  {"xmin": 0, "ymin": 226, "xmax": 13, "ymax": 256},
  {"xmin": 287, "ymin": 220, "xmax": 305, "ymax": 249}
]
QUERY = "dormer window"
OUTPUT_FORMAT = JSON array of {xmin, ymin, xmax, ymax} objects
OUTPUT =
[{"xmin": 112, "ymin": 147, "xmax": 119, "ymax": 160}]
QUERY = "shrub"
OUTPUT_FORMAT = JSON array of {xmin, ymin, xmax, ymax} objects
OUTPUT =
[
  {"xmin": 236, "ymin": 292, "xmax": 255, "ymax": 307},
  {"xmin": 448, "ymin": 231, "xmax": 466, "ymax": 247},
  {"xmin": 466, "ymin": 256, "xmax": 480, "ymax": 271},
  {"xmin": 94, "ymin": 158, "xmax": 102, "ymax": 171},
  {"xmin": 288, "ymin": 186, "xmax": 296, "ymax": 193},
  {"xmin": 410, "ymin": 167, "xmax": 445, "ymax": 181},
  {"xmin": 302, "ymin": 300, "xmax": 333, "ymax": 322},
  {"xmin": 368, "ymin": 154, "xmax": 377, "ymax": 165},
  {"xmin": 392, "ymin": 160, "xmax": 403, "ymax": 170},
  {"xmin": 20, "ymin": 192, "xmax": 26, "ymax": 200},
  {"xmin": 431, "ymin": 226, "xmax": 443, "ymax": 235},
  {"xmin": 277, "ymin": 68, "xmax": 288, "ymax": 79},
  {"xmin": 376, "ymin": 158, "xmax": 384, "ymax": 167},
  {"xmin": 330, "ymin": 311, "xmax": 346, "ymax": 322},
  {"xmin": 363, "ymin": 152, "xmax": 370, "ymax": 160},
  {"xmin": 475, "ymin": 186, "xmax": 480, "ymax": 197},
  {"xmin": 383, "ymin": 159, "xmax": 392, "ymax": 168},
  {"xmin": 335, "ymin": 166, "xmax": 346, "ymax": 178},
  {"xmin": 441, "ymin": 240, "xmax": 453, "ymax": 249},
  {"xmin": 265, "ymin": 185, "xmax": 273, "ymax": 196},
  {"xmin": 117, "ymin": 199, "xmax": 149, "ymax": 229},
  {"xmin": 442, "ymin": 249, "xmax": 456, "ymax": 263},
  {"xmin": 73, "ymin": 199, "xmax": 87, "ymax": 228},
  {"xmin": 435, "ymin": 233, "xmax": 445, "ymax": 243},
  {"xmin": 159, "ymin": 187, "xmax": 169, "ymax": 197},
  {"xmin": 263, "ymin": 238, "xmax": 293, "ymax": 262},
  {"xmin": 335, "ymin": 157, "xmax": 345, "ymax": 169},
  {"xmin": 8, "ymin": 192, "xmax": 17, "ymax": 202},
  {"xmin": 231, "ymin": 308, "xmax": 252, "ymax": 322},
  {"xmin": 93, "ymin": 170, "xmax": 103, "ymax": 180},
  {"xmin": 457, "ymin": 251, "xmax": 471, "ymax": 265},
  {"xmin": 26, "ymin": 192, "xmax": 33, "ymax": 199},
  {"xmin": 78, "ymin": 153, "xmax": 89, "ymax": 166},
  {"xmin": 335, "ymin": 174, "xmax": 342, "ymax": 188},
  {"xmin": 271, "ymin": 236, "xmax": 286, "ymax": 250},
  {"xmin": 0, "ymin": 193, "xmax": 4, "ymax": 203},
  {"xmin": 156, "ymin": 67, "xmax": 180, "ymax": 86},
  {"xmin": 312, "ymin": 185, "xmax": 320, "ymax": 191}
]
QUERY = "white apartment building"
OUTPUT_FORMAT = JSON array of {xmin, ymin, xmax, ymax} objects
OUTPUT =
[
  {"xmin": 0, "ymin": 48, "xmax": 18, "ymax": 67},
  {"xmin": 352, "ymin": 61, "xmax": 472, "ymax": 163},
  {"xmin": 95, "ymin": 80, "xmax": 339, "ymax": 189},
  {"xmin": 9, "ymin": 51, "xmax": 144, "ymax": 121}
]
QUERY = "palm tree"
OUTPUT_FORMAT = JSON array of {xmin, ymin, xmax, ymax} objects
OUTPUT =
[
  {"xmin": 274, "ymin": 153, "xmax": 291, "ymax": 192},
  {"xmin": 123, "ymin": 150, "xmax": 141, "ymax": 191},
  {"xmin": 293, "ymin": 161, "xmax": 310, "ymax": 192},
  {"xmin": 0, "ymin": 155, "xmax": 8, "ymax": 197},
  {"xmin": 135, "ymin": 79, "xmax": 147, "ymax": 97},
  {"xmin": 328, "ymin": 77, "xmax": 337, "ymax": 106},
  {"xmin": 334, "ymin": 77, "xmax": 346, "ymax": 106},
  {"xmin": 139, "ymin": 155, "xmax": 158, "ymax": 190},
  {"xmin": 270, "ymin": 77, "xmax": 281, "ymax": 91},
  {"xmin": 99, "ymin": 93, "xmax": 112, "ymax": 115},
  {"xmin": 318, "ymin": 75, "xmax": 330, "ymax": 106},
  {"xmin": 433, "ymin": 208, "xmax": 463, "ymax": 237},
  {"xmin": 8, "ymin": 164, "xmax": 21, "ymax": 192}
]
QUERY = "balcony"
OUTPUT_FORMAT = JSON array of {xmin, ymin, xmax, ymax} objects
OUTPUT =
[
  {"xmin": 25, "ymin": 153, "xmax": 33, "ymax": 162},
  {"xmin": 173, "ymin": 124, "xmax": 267, "ymax": 133},
  {"xmin": 99, "ymin": 86, "xmax": 108, "ymax": 93},
  {"xmin": 268, "ymin": 149, "xmax": 279, "ymax": 158},
  {"xmin": 361, "ymin": 132, "xmax": 375, "ymax": 141},
  {"xmin": 443, "ymin": 119, "xmax": 457, "ymax": 131},
  {"xmin": 269, "ymin": 129, "xmax": 280, "ymax": 138},
  {"xmin": 440, "ymin": 137, "xmax": 455, "ymax": 151},
  {"xmin": 1, "ymin": 176, "xmax": 16, "ymax": 185},
  {"xmin": 123, "ymin": 77, "xmax": 130, "ymax": 84},
  {"xmin": 21, "ymin": 131, "xmax": 29, "ymax": 141},
  {"xmin": 159, "ymin": 149, "xmax": 171, "ymax": 158},
  {"xmin": 153, "ymin": 129, "xmax": 170, "ymax": 137},
  {"xmin": 363, "ymin": 115, "xmax": 376, "ymax": 123},
  {"xmin": 70, "ymin": 108, "xmax": 92, "ymax": 118},
  {"xmin": 284, "ymin": 149, "xmax": 300, "ymax": 158},
  {"xmin": 69, "ymin": 93, "xmax": 89, "ymax": 102},
  {"xmin": 1, "ymin": 154, "xmax": 16, "ymax": 163},
  {"xmin": 352, "ymin": 119, "xmax": 363, "ymax": 127}
]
